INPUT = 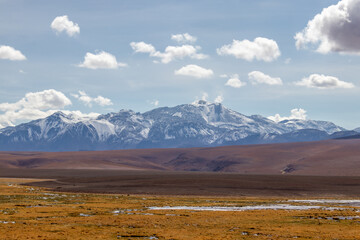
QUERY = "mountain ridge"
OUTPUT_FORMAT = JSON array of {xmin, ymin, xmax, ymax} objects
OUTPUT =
[{"xmin": 0, "ymin": 100, "xmax": 355, "ymax": 151}]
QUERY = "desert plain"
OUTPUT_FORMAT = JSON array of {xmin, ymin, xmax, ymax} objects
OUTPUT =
[{"xmin": 1, "ymin": 140, "xmax": 360, "ymax": 239}]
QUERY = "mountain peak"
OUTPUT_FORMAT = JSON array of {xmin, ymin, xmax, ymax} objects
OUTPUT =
[
  {"xmin": 190, "ymin": 100, "xmax": 224, "ymax": 110},
  {"xmin": 0, "ymin": 102, "xmax": 348, "ymax": 151},
  {"xmin": 46, "ymin": 111, "xmax": 71, "ymax": 122},
  {"xmin": 191, "ymin": 99, "xmax": 221, "ymax": 106},
  {"xmin": 51, "ymin": 111, "xmax": 67, "ymax": 117}
]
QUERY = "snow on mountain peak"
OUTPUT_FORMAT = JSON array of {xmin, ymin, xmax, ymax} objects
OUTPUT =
[{"xmin": 0, "ymin": 102, "xmax": 349, "ymax": 151}]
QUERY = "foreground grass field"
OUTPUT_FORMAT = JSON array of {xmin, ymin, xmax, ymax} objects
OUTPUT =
[{"xmin": 0, "ymin": 178, "xmax": 359, "ymax": 240}]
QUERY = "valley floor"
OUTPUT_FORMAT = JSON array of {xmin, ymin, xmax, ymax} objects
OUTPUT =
[
  {"xmin": 2, "ymin": 169, "xmax": 360, "ymax": 197},
  {"xmin": 1, "ymin": 177, "xmax": 360, "ymax": 239}
]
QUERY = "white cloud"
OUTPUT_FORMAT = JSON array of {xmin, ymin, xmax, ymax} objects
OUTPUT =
[
  {"xmin": 201, "ymin": 92, "xmax": 209, "ymax": 101},
  {"xmin": 78, "ymin": 51, "xmax": 127, "ymax": 69},
  {"xmin": 0, "ymin": 89, "xmax": 72, "ymax": 112},
  {"xmin": 192, "ymin": 92, "xmax": 210, "ymax": 104},
  {"xmin": 214, "ymin": 95, "xmax": 224, "ymax": 103},
  {"xmin": 219, "ymin": 74, "xmax": 228, "ymax": 78},
  {"xmin": 295, "ymin": 0, "xmax": 360, "ymax": 54},
  {"xmin": 174, "ymin": 64, "xmax": 214, "ymax": 78},
  {"xmin": 171, "ymin": 33, "xmax": 197, "ymax": 43},
  {"xmin": 0, "ymin": 45, "xmax": 26, "ymax": 61},
  {"xmin": 130, "ymin": 41, "xmax": 207, "ymax": 64},
  {"xmin": 0, "ymin": 89, "xmax": 72, "ymax": 128},
  {"xmin": 150, "ymin": 100, "xmax": 159, "ymax": 107},
  {"xmin": 130, "ymin": 42, "xmax": 156, "ymax": 54},
  {"xmin": 217, "ymin": 37, "xmax": 281, "ymax": 62},
  {"xmin": 61, "ymin": 111, "xmax": 100, "ymax": 120},
  {"xmin": 51, "ymin": 15, "xmax": 80, "ymax": 37},
  {"xmin": 284, "ymin": 58, "xmax": 291, "ymax": 64},
  {"xmin": 248, "ymin": 71, "xmax": 283, "ymax": 85},
  {"xmin": 268, "ymin": 108, "xmax": 307, "ymax": 123},
  {"xmin": 72, "ymin": 91, "xmax": 113, "ymax": 107},
  {"xmin": 295, "ymin": 74, "xmax": 354, "ymax": 89},
  {"xmin": 157, "ymin": 45, "xmax": 207, "ymax": 63},
  {"xmin": 193, "ymin": 93, "xmax": 223, "ymax": 104},
  {"xmin": 225, "ymin": 74, "xmax": 246, "ymax": 88},
  {"xmin": 93, "ymin": 96, "xmax": 113, "ymax": 106}
]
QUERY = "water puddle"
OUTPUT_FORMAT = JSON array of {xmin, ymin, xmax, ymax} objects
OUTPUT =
[
  {"xmin": 79, "ymin": 213, "xmax": 92, "ymax": 217},
  {"xmin": 288, "ymin": 199, "xmax": 360, "ymax": 207},
  {"xmin": 113, "ymin": 209, "xmax": 154, "ymax": 216},
  {"xmin": 148, "ymin": 204, "xmax": 337, "ymax": 211},
  {"xmin": 311, "ymin": 215, "xmax": 360, "ymax": 220},
  {"xmin": 0, "ymin": 221, "xmax": 15, "ymax": 224},
  {"xmin": 117, "ymin": 235, "xmax": 158, "ymax": 239}
]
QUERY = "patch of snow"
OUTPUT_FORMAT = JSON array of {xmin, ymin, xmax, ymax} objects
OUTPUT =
[
  {"xmin": 173, "ymin": 112, "xmax": 182, "ymax": 118},
  {"xmin": 140, "ymin": 128, "xmax": 150, "ymax": 138},
  {"xmin": 88, "ymin": 119, "xmax": 115, "ymax": 141},
  {"xmin": 164, "ymin": 134, "xmax": 175, "ymax": 140}
]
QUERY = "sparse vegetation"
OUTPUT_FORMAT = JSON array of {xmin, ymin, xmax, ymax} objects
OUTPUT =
[{"xmin": 0, "ymin": 178, "xmax": 359, "ymax": 239}]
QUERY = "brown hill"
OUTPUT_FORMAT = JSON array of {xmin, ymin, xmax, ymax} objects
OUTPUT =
[{"xmin": 0, "ymin": 139, "xmax": 360, "ymax": 176}]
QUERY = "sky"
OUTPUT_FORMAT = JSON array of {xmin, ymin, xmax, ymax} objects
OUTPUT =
[{"xmin": 1, "ymin": 0, "xmax": 360, "ymax": 129}]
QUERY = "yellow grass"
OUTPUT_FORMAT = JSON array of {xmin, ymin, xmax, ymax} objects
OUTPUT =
[{"xmin": 0, "ymin": 178, "xmax": 359, "ymax": 239}]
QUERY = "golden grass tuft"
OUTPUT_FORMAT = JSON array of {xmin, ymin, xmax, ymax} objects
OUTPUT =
[{"xmin": 0, "ymin": 178, "xmax": 359, "ymax": 239}]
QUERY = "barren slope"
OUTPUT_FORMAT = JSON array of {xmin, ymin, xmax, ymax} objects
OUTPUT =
[{"xmin": 0, "ymin": 139, "xmax": 360, "ymax": 176}]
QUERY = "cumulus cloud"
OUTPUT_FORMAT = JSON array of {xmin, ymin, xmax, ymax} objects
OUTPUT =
[
  {"xmin": 150, "ymin": 100, "xmax": 159, "ymax": 107},
  {"xmin": 214, "ymin": 95, "xmax": 224, "ymax": 103},
  {"xmin": 219, "ymin": 74, "xmax": 228, "ymax": 78},
  {"xmin": 295, "ymin": 0, "xmax": 360, "ymax": 54},
  {"xmin": 130, "ymin": 42, "xmax": 156, "ymax": 54},
  {"xmin": 201, "ymin": 92, "xmax": 209, "ymax": 101},
  {"xmin": 0, "ymin": 45, "xmax": 26, "ymax": 61},
  {"xmin": 130, "ymin": 41, "xmax": 207, "ymax": 64},
  {"xmin": 72, "ymin": 91, "xmax": 113, "ymax": 107},
  {"xmin": 174, "ymin": 64, "xmax": 214, "ymax": 78},
  {"xmin": 248, "ymin": 71, "xmax": 282, "ymax": 85},
  {"xmin": 268, "ymin": 108, "xmax": 307, "ymax": 123},
  {"xmin": 78, "ymin": 51, "xmax": 127, "ymax": 69},
  {"xmin": 60, "ymin": 110, "xmax": 100, "ymax": 120},
  {"xmin": 295, "ymin": 74, "xmax": 354, "ymax": 89},
  {"xmin": 217, "ymin": 37, "xmax": 281, "ymax": 62},
  {"xmin": 51, "ymin": 15, "xmax": 80, "ymax": 37},
  {"xmin": 0, "ymin": 89, "xmax": 72, "ymax": 128},
  {"xmin": 157, "ymin": 45, "xmax": 207, "ymax": 63},
  {"xmin": 192, "ymin": 92, "xmax": 210, "ymax": 104},
  {"xmin": 92, "ymin": 96, "xmax": 113, "ymax": 106},
  {"xmin": 171, "ymin": 33, "xmax": 197, "ymax": 43},
  {"xmin": 0, "ymin": 89, "xmax": 71, "ymax": 112},
  {"xmin": 225, "ymin": 74, "xmax": 246, "ymax": 88}
]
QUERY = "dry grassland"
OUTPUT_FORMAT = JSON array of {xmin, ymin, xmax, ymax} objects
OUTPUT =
[{"xmin": 0, "ymin": 178, "xmax": 359, "ymax": 240}]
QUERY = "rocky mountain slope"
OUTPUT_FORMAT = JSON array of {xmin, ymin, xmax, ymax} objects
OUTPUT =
[{"xmin": 0, "ymin": 100, "xmax": 353, "ymax": 151}]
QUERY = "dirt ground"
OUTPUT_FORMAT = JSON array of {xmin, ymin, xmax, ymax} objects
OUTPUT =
[
  {"xmin": 1, "ymin": 169, "xmax": 360, "ymax": 197},
  {"xmin": 1, "ymin": 177, "xmax": 360, "ymax": 240}
]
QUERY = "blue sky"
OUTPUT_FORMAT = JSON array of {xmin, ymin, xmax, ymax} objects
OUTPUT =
[{"xmin": 1, "ymin": 0, "xmax": 360, "ymax": 129}]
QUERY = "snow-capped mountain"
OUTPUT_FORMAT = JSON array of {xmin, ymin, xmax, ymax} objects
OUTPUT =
[
  {"xmin": 354, "ymin": 127, "xmax": 360, "ymax": 133},
  {"xmin": 0, "ymin": 100, "xmax": 352, "ymax": 151},
  {"xmin": 279, "ymin": 119, "xmax": 344, "ymax": 134}
]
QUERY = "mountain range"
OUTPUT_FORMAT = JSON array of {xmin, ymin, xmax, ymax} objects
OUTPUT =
[{"xmin": 0, "ymin": 100, "xmax": 357, "ymax": 151}]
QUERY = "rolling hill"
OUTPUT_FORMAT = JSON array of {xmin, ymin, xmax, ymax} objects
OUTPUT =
[{"xmin": 1, "ymin": 139, "xmax": 360, "ymax": 176}]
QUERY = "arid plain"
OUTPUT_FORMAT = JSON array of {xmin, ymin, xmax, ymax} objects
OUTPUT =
[
  {"xmin": 1, "ymin": 139, "xmax": 360, "ymax": 239},
  {"xmin": 1, "ymin": 178, "xmax": 360, "ymax": 240}
]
